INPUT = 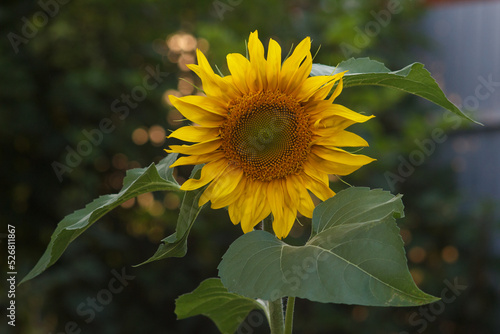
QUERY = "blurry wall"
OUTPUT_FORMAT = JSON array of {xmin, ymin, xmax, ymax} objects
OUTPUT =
[
  {"xmin": 418, "ymin": 0, "xmax": 500, "ymax": 327},
  {"xmin": 418, "ymin": 1, "xmax": 500, "ymax": 230}
]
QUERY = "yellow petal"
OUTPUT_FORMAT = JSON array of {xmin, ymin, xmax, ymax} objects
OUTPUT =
[
  {"xmin": 284, "ymin": 52, "xmax": 312, "ymax": 95},
  {"xmin": 227, "ymin": 53, "xmax": 251, "ymax": 95},
  {"xmin": 266, "ymin": 178, "xmax": 298, "ymax": 239},
  {"xmin": 303, "ymin": 159, "xmax": 325, "ymax": 180},
  {"xmin": 228, "ymin": 190, "xmax": 250, "ymax": 226},
  {"xmin": 273, "ymin": 179, "xmax": 297, "ymax": 238},
  {"xmin": 311, "ymin": 104, "xmax": 374, "ymax": 130},
  {"xmin": 309, "ymin": 73, "xmax": 344, "ymax": 101},
  {"xmin": 274, "ymin": 206, "xmax": 296, "ymax": 239},
  {"xmin": 266, "ymin": 179, "xmax": 284, "ymax": 223},
  {"xmin": 188, "ymin": 49, "xmax": 238, "ymax": 101},
  {"xmin": 308, "ymin": 149, "xmax": 374, "ymax": 176},
  {"xmin": 166, "ymin": 138, "xmax": 221, "ymax": 155},
  {"xmin": 303, "ymin": 160, "xmax": 332, "ymax": 194},
  {"xmin": 308, "ymin": 154, "xmax": 359, "ymax": 176},
  {"xmin": 284, "ymin": 176, "xmax": 300, "ymax": 208},
  {"xmin": 180, "ymin": 158, "xmax": 228, "ymax": 191},
  {"xmin": 169, "ymin": 95, "xmax": 226, "ymax": 127},
  {"xmin": 240, "ymin": 181, "xmax": 270, "ymax": 233},
  {"xmin": 169, "ymin": 151, "xmax": 225, "ymax": 168},
  {"xmin": 312, "ymin": 146, "xmax": 375, "ymax": 166},
  {"xmin": 311, "ymin": 115, "xmax": 357, "ymax": 131},
  {"xmin": 208, "ymin": 177, "xmax": 246, "ymax": 209},
  {"xmin": 302, "ymin": 171, "xmax": 335, "ymax": 202},
  {"xmin": 168, "ymin": 126, "xmax": 220, "ymax": 143},
  {"xmin": 266, "ymin": 38, "xmax": 282, "ymax": 90},
  {"xmin": 248, "ymin": 31, "xmax": 266, "ymax": 91},
  {"xmin": 295, "ymin": 75, "xmax": 337, "ymax": 102},
  {"xmin": 308, "ymin": 80, "xmax": 335, "ymax": 102},
  {"xmin": 280, "ymin": 37, "xmax": 311, "ymax": 92},
  {"xmin": 200, "ymin": 167, "xmax": 244, "ymax": 208},
  {"xmin": 281, "ymin": 37, "xmax": 311, "ymax": 75},
  {"xmin": 327, "ymin": 104, "xmax": 374, "ymax": 123},
  {"xmin": 312, "ymin": 130, "xmax": 369, "ymax": 147},
  {"xmin": 329, "ymin": 76, "xmax": 345, "ymax": 102},
  {"xmin": 228, "ymin": 200, "xmax": 243, "ymax": 226},
  {"xmin": 304, "ymin": 100, "xmax": 334, "ymax": 116},
  {"xmin": 291, "ymin": 175, "xmax": 314, "ymax": 218}
]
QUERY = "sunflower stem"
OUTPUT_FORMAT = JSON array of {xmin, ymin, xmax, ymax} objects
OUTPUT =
[
  {"xmin": 268, "ymin": 298, "xmax": 285, "ymax": 334},
  {"xmin": 262, "ymin": 215, "xmax": 274, "ymax": 234},
  {"xmin": 261, "ymin": 216, "xmax": 285, "ymax": 334},
  {"xmin": 284, "ymin": 297, "xmax": 295, "ymax": 334}
]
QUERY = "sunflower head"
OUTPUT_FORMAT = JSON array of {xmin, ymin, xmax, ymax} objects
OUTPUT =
[{"xmin": 167, "ymin": 31, "xmax": 374, "ymax": 239}]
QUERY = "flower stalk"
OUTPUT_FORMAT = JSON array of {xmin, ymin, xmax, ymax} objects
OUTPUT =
[
  {"xmin": 284, "ymin": 297, "xmax": 295, "ymax": 334},
  {"xmin": 262, "ymin": 216, "xmax": 285, "ymax": 334},
  {"xmin": 268, "ymin": 298, "xmax": 285, "ymax": 334}
]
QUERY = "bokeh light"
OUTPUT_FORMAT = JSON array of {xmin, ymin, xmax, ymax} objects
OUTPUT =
[
  {"xmin": 148, "ymin": 125, "xmax": 166, "ymax": 146},
  {"xmin": 177, "ymin": 75, "xmax": 195, "ymax": 95},
  {"xmin": 164, "ymin": 192, "xmax": 181, "ymax": 210},
  {"xmin": 351, "ymin": 306, "xmax": 369, "ymax": 322},
  {"xmin": 410, "ymin": 268, "xmax": 425, "ymax": 286},
  {"xmin": 408, "ymin": 246, "xmax": 427, "ymax": 264},
  {"xmin": 132, "ymin": 127, "xmax": 149, "ymax": 145},
  {"xmin": 137, "ymin": 192, "xmax": 154, "ymax": 209},
  {"xmin": 112, "ymin": 153, "xmax": 128, "ymax": 170},
  {"xmin": 121, "ymin": 197, "xmax": 136, "ymax": 209},
  {"xmin": 441, "ymin": 245, "xmax": 459, "ymax": 264}
]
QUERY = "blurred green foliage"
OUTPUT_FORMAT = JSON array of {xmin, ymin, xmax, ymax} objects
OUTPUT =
[{"xmin": 1, "ymin": 0, "xmax": 497, "ymax": 333}]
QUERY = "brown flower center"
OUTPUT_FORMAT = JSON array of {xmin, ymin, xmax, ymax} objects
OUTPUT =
[{"xmin": 220, "ymin": 90, "xmax": 312, "ymax": 182}]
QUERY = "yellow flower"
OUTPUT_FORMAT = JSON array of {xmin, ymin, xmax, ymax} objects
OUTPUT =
[{"xmin": 167, "ymin": 31, "xmax": 374, "ymax": 239}]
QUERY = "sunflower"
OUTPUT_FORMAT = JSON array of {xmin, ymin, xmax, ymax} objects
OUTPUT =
[{"xmin": 166, "ymin": 31, "xmax": 374, "ymax": 239}]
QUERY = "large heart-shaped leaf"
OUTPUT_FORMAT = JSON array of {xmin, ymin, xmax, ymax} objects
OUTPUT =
[
  {"xmin": 136, "ymin": 165, "xmax": 206, "ymax": 265},
  {"xmin": 218, "ymin": 187, "xmax": 439, "ymax": 306},
  {"xmin": 311, "ymin": 57, "xmax": 479, "ymax": 124},
  {"xmin": 176, "ymin": 278, "xmax": 267, "ymax": 334},
  {"xmin": 20, "ymin": 154, "xmax": 181, "ymax": 284}
]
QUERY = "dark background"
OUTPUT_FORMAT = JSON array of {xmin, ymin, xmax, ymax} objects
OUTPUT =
[{"xmin": 1, "ymin": 0, "xmax": 499, "ymax": 333}]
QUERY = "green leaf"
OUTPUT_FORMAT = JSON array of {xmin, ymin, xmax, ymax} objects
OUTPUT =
[
  {"xmin": 218, "ymin": 187, "xmax": 439, "ymax": 306},
  {"xmin": 135, "ymin": 165, "xmax": 206, "ymax": 265},
  {"xmin": 310, "ymin": 187, "xmax": 404, "ymax": 237},
  {"xmin": 175, "ymin": 278, "xmax": 267, "ymax": 334},
  {"xmin": 311, "ymin": 58, "xmax": 480, "ymax": 124},
  {"xmin": 20, "ymin": 154, "xmax": 181, "ymax": 284}
]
